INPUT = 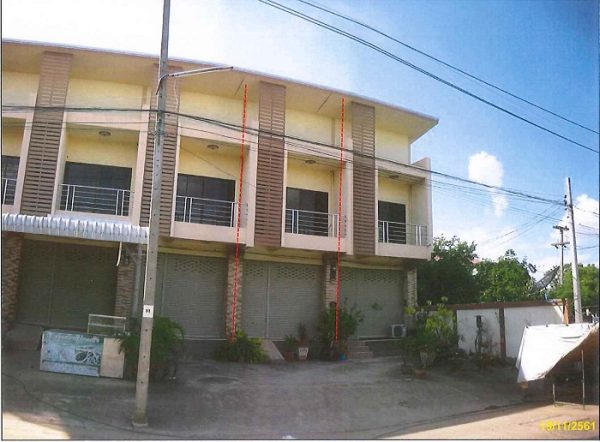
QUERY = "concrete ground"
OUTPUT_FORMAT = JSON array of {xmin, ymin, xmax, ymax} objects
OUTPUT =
[{"xmin": 2, "ymin": 349, "xmax": 598, "ymax": 439}]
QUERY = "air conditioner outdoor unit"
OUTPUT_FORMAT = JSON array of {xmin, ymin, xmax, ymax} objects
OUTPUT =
[{"xmin": 389, "ymin": 324, "xmax": 407, "ymax": 338}]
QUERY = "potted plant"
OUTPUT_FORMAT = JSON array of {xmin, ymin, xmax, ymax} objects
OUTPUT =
[
  {"xmin": 118, "ymin": 316, "xmax": 184, "ymax": 382},
  {"xmin": 316, "ymin": 302, "xmax": 364, "ymax": 361},
  {"xmin": 447, "ymin": 349, "xmax": 467, "ymax": 371},
  {"xmin": 297, "ymin": 323, "xmax": 310, "ymax": 361},
  {"xmin": 283, "ymin": 334, "xmax": 298, "ymax": 361},
  {"xmin": 416, "ymin": 329, "xmax": 438, "ymax": 369}
]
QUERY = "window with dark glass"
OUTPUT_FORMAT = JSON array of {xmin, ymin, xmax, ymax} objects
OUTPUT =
[
  {"xmin": 61, "ymin": 162, "xmax": 132, "ymax": 215},
  {"xmin": 378, "ymin": 201, "xmax": 406, "ymax": 244},
  {"xmin": 285, "ymin": 187, "xmax": 329, "ymax": 236},
  {"xmin": 175, "ymin": 174, "xmax": 236, "ymax": 226},
  {"xmin": 1, "ymin": 155, "xmax": 19, "ymax": 205}
]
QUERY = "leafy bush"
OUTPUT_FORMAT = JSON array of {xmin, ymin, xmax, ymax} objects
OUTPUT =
[
  {"xmin": 283, "ymin": 334, "xmax": 298, "ymax": 353},
  {"xmin": 118, "ymin": 316, "xmax": 184, "ymax": 382},
  {"xmin": 214, "ymin": 330, "xmax": 267, "ymax": 363},
  {"xmin": 316, "ymin": 302, "xmax": 364, "ymax": 360},
  {"xmin": 412, "ymin": 300, "xmax": 461, "ymax": 363}
]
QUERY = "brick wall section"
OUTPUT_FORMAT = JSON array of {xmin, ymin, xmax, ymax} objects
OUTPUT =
[
  {"xmin": 406, "ymin": 268, "xmax": 417, "ymax": 308},
  {"xmin": 224, "ymin": 255, "xmax": 244, "ymax": 336},
  {"xmin": 1, "ymin": 233, "xmax": 24, "ymax": 325},
  {"xmin": 114, "ymin": 246, "xmax": 146, "ymax": 318},
  {"xmin": 323, "ymin": 261, "xmax": 337, "ymax": 307},
  {"xmin": 114, "ymin": 257, "xmax": 135, "ymax": 318}
]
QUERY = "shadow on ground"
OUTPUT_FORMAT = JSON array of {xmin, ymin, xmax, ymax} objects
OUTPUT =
[{"xmin": 3, "ymin": 349, "xmax": 594, "ymax": 439}]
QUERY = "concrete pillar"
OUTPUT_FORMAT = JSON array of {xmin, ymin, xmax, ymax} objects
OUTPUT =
[
  {"xmin": 323, "ymin": 261, "xmax": 337, "ymax": 307},
  {"xmin": 1, "ymin": 233, "xmax": 24, "ymax": 326},
  {"xmin": 114, "ymin": 249, "xmax": 136, "ymax": 318},
  {"xmin": 406, "ymin": 268, "xmax": 418, "ymax": 308},
  {"xmin": 225, "ymin": 254, "xmax": 244, "ymax": 337}
]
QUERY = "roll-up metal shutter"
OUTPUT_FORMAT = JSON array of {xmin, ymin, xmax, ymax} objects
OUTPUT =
[
  {"xmin": 155, "ymin": 253, "xmax": 226, "ymax": 339},
  {"xmin": 17, "ymin": 240, "xmax": 54, "ymax": 325},
  {"xmin": 17, "ymin": 240, "xmax": 117, "ymax": 329},
  {"xmin": 242, "ymin": 261, "xmax": 322, "ymax": 339},
  {"xmin": 268, "ymin": 263, "xmax": 321, "ymax": 339},
  {"xmin": 341, "ymin": 268, "xmax": 403, "ymax": 338},
  {"xmin": 241, "ymin": 261, "xmax": 268, "ymax": 337}
]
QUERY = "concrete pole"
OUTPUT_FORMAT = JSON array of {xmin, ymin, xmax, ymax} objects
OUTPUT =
[
  {"xmin": 132, "ymin": 0, "xmax": 171, "ymax": 426},
  {"xmin": 565, "ymin": 177, "xmax": 582, "ymax": 323}
]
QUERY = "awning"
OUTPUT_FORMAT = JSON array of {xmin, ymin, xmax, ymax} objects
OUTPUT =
[
  {"xmin": 516, "ymin": 322, "xmax": 599, "ymax": 383},
  {"xmin": 1, "ymin": 213, "xmax": 148, "ymax": 244}
]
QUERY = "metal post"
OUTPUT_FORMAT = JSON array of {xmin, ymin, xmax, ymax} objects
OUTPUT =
[
  {"xmin": 581, "ymin": 349, "xmax": 585, "ymax": 408},
  {"xmin": 132, "ymin": 0, "xmax": 171, "ymax": 427},
  {"xmin": 566, "ymin": 177, "xmax": 582, "ymax": 323}
]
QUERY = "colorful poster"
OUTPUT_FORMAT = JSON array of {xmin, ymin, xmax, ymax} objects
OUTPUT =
[{"xmin": 40, "ymin": 330, "xmax": 104, "ymax": 377}]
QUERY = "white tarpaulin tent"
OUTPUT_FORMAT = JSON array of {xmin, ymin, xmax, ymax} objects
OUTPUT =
[{"xmin": 516, "ymin": 322, "xmax": 599, "ymax": 384}]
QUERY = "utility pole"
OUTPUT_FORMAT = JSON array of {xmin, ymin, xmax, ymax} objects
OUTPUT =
[
  {"xmin": 565, "ymin": 177, "xmax": 582, "ymax": 323},
  {"xmin": 551, "ymin": 225, "xmax": 569, "ymax": 285},
  {"xmin": 132, "ymin": 0, "xmax": 171, "ymax": 427}
]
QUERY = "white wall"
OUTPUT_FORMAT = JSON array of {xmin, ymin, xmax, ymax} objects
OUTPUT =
[
  {"xmin": 457, "ymin": 304, "xmax": 564, "ymax": 359},
  {"xmin": 457, "ymin": 309, "xmax": 502, "ymax": 356},
  {"xmin": 504, "ymin": 306, "xmax": 563, "ymax": 359}
]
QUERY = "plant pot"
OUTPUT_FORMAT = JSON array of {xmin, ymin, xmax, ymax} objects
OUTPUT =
[
  {"xmin": 297, "ymin": 346, "xmax": 309, "ymax": 361},
  {"xmin": 413, "ymin": 368, "xmax": 427, "ymax": 378},
  {"xmin": 283, "ymin": 351, "xmax": 295, "ymax": 361},
  {"xmin": 420, "ymin": 350, "xmax": 436, "ymax": 368}
]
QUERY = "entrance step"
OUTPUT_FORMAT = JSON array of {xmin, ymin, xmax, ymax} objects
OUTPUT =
[
  {"xmin": 3, "ymin": 324, "xmax": 44, "ymax": 350},
  {"xmin": 260, "ymin": 339, "xmax": 284, "ymax": 362},
  {"xmin": 347, "ymin": 340, "xmax": 374, "ymax": 359}
]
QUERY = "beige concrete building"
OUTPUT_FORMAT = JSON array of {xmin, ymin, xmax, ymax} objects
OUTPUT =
[{"xmin": 1, "ymin": 40, "xmax": 436, "ymax": 347}]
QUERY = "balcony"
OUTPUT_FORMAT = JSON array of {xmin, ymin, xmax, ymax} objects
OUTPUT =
[
  {"xmin": 60, "ymin": 184, "xmax": 131, "ymax": 217},
  {"xmin": 377, "ymin": 220, "xmax": 429, "ymax": 259},
  {"xmin": 378, "ymin": 221, "xmax": 427, "ymax": 246},
  {"xmin": 282, "ymin": 208, "xmax": 346, "ymax": 252},
  {"xmin": 2, "ymin": 178, "xmax": 17, "ymax": 205},
  {"xmin": 175, "ymin": 196, "xmax": 245, "ymax": 227},
  {"xmin": 285, "ymin": 209, "xmax": 342, "ymax": 237},
  {"xmin": 172, "ymin": 195, "xmax": 248, "ymax": 243}
]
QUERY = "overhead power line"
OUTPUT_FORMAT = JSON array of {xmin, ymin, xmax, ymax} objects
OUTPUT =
[
  {"xmin": 256, "ymin": 0, "xmax": 599, "ymax": 154},
  {"xmin": 4, "ymin": 103, "xmax": 568, "ymax": 207},
  {"xmin": 3, "ymin": 116, "xmax": 564, "ymax": 223},
  {"xmin": 294, "ymin": 0, "xmax": 599, "ymax": 135}
]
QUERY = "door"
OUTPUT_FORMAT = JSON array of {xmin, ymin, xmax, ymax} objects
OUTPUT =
[
  {"xmin": 155, "ymin": 253, "xmax": 227, "ymax": 339},
  {"xmin": 242, "ymin": 261, "xmax": 322, "ymax": 339},
  {"xmin": 341, "ymin": 267, "xmax": 404, "ymax": 338},
  {"xmin": 17, "ymin": 240, "xmax": 117, "ymax": 329}
]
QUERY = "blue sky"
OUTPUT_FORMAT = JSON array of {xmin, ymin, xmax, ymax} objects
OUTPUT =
[{"xmin": 3, "ymin": 0, "xmax": 599, "ymax": 272}]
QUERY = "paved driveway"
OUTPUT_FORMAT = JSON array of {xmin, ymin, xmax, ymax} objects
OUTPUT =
[{"xmin": 1, "ymin": 349, "xmax": 596, "ymax": 439}]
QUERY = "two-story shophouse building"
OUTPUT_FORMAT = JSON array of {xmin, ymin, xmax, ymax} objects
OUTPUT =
[{"xmin": 2, "ymin": 40, "xmax": 436, "ymax": 347}]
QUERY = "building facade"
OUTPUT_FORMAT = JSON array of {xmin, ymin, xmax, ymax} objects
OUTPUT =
[{"xmin": 1, "ymin": 40, "xmax": 436, "ymax": 344}]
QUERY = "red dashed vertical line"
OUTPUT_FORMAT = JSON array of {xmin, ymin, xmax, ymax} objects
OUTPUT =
[
  {"xmin": 335, "ymin": 97, "xmax": 345, "ymax": 343},
  {"xmin": 231, "ymin": 83, "xmax": 248, "ymax": 340}
]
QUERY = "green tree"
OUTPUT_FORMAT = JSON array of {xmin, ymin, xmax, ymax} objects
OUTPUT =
[
  {"xmin": 474, "ymin": 249, "xmax": 534, "ymax": 302},
  {"xmin": 549, "ymin": 264, "xmax": 599, "ymax": 307},
  {"xmin": 417, "ymin": 235, "xmax": 479, "ymax": 305}
]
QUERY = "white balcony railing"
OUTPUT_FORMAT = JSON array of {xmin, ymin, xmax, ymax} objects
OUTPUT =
[
  {"xmin": 175, "ymin": 196, "xmax": 246, "ymax": 227},
  {"xmin": 60, "ymin": 184, "xmax": 131, "ymax": 216},
  {"xmin": 285, "ymin": 209, "xmax": 344, "ymax": 237},
  {"xmin": 378, "ymin": 220, "xmax": 428, "ymax": 246},
  {"xmin": 2, "ymin": 178, "xmax": 17, "ymax": 205}
]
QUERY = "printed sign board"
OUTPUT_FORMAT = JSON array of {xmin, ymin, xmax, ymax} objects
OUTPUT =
[{"xmin": 40, "ymin": 330, "xmax": 104, "ymax": 377}]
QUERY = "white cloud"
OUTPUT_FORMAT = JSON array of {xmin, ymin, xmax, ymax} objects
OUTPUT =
[{"xmin": 468, "ymin": 151, "xmax": 508, "ymax": 217}]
